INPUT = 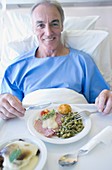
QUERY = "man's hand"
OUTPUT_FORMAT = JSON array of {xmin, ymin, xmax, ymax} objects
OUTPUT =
[
  {"xmin": 0, "ymin": 94, "xmax": 25, "ymax": 119},
  {"xmin": 95, "ymin": 89, "xmax": 112, "ymax": 114}
]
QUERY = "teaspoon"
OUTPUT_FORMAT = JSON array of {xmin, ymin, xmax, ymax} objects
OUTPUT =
[
  {"xmin": 59, "ymin": 137, "xmax": 100, "ymax": 166},
  {"xmin": 59, "ymin": 149, "xmax": 87, "ymax": 166}
]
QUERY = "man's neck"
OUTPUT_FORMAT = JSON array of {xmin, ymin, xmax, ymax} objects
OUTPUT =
[{"xmin": 36, "ymin": 44, "xmax": 69, "ymax": 58}]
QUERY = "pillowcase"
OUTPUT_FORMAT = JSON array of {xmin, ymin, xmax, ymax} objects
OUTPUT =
[
  {"xmin": 61, "ymin": 30, "xmax": 112, "ymax": 84},
  {"xmin": 8, "ymin": 35, "xmax": 38, "ymax": 57},
  {"xmin": 0, "ymin": 8, "xmax": 33, "ymax": 66},
  {"xmin": 64, "ymin": 16, "xmax": 99, "ymax": 30}
]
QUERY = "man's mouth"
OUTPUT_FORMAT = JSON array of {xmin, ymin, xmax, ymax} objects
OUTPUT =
[{"xmin": 44, "ymin": 37, "xmax": 55, "ymax": 42}]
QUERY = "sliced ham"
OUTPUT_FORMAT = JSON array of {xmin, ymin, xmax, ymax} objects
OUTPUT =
[
  {"xmin": 55, "ymin": 112, "xmax": 63, "ymax": 125},
  {"xmin": 34, "ymin": 119, "xmax": 55, "ymax": 137},
  {"xmin": 34, "ymin": 112, "xmax": 63, "ymax": 138}
]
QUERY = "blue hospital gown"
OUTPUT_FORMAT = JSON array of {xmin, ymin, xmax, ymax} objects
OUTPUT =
[{"xmin": 1, "ymin": 47, "xmax": 110, "ymax": 103}]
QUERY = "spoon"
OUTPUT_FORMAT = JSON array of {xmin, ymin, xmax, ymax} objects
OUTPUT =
[
  {"xmin": 59, "ymin": 150, "xmax": 87, "ymax": 166},
  {"xmin": 59, "ymin": 136, "xmax": 100, "ymax": 166}
]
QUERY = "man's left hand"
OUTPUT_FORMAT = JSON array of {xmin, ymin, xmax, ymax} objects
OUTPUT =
[{"xmin": 95, "ymin": 89, "xmax": 112, "ymax": 114}]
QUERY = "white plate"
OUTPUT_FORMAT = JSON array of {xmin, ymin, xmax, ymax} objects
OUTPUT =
[
  {"xmin": 0, "ymin": 135, "xmax": 47, "ymax": 170},
  {"xmin": 27, "ymin": 106, "xmax": 92, "ymax": 144}
]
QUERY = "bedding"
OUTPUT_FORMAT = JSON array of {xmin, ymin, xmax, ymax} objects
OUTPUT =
[
  {"xmin": 22, "ymin": 88, "xmax": 88, "ymax": 105},
  {"xmin": 64, "ymin": 16, "xmax": 99, "ymax": 30},
  {"xmin": 62, "ymin": 30, "xmax": 112, "ymax": 83}
]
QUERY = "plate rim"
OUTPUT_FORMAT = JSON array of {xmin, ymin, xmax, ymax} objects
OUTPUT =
[
  {"xmin": 0, "ymin": 135, "xmax": 47, "ymax": 170},
  {"xmin": 27, "ymin": 107, "xmax": 92, "ymax": 144}
]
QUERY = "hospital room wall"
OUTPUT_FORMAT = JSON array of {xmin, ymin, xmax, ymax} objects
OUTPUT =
[{"xmin": 63, "ymin": 5, "xmax": 112, "ymax": 60}]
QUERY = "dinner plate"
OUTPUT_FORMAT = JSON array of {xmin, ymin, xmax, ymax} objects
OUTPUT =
[
  {"xmin": 27, "ymin": 105, "xmax": 92, "ymax": 144},
  {"xmin": 0, "ymin": 135, "xmax": 47, "ymax": 170}
]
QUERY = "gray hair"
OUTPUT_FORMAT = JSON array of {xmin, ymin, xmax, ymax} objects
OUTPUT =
[{"xmin": 31, "ymin": 0, "xmax": 65, "ymax": 24}]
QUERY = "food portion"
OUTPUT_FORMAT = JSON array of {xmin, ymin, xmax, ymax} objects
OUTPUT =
[
  {"xmin": 34, "ymin": 104, "xmax": 84, "ymax": 138},
  {"xmin": 34, "ymin": 109, "xmax": 62, "ymax": 138},
  {"xmin": 58, "ymin": 104, "xmax": 72, "ymax": 115},
  {"xmin": 0, "ymin": 139, "xmax": 40, "ymax": 170}
]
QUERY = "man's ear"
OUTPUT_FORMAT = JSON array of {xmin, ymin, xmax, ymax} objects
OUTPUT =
[{"xmin": 61, "ymin": 24, "xmax": 63, "ymax": 32}]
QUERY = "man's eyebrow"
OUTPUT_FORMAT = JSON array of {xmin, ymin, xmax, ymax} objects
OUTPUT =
[
  {"xmin": 51, "ymin": 19, "xmax": 60, "ymax": 23},
  {"xmin": 35, "ymin": 19, "xmax": 60, "ymax": 25},
  {"xmin": 36, "ymin": 21, "xmax": 43, "ymax": 24}
]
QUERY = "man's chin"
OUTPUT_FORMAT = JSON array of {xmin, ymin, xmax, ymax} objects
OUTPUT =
[{"xmin": 44, "ymin": 45, "xmax": 56, "ymax": 52}]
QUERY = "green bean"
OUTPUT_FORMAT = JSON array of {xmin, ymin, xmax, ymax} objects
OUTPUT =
[{"xmin": 56, "ymin": 111, "xmax": 84, "ymax": 138}]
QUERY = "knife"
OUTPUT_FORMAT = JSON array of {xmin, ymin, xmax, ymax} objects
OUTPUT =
[{"xmin": 24, "ymin": 102, "xmax": 52, "ymax": 111}]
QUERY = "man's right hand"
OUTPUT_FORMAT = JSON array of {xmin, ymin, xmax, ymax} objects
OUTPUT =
[{"xmin": 0, "ymin": 94, "xmax": 25, "ymax": 119}]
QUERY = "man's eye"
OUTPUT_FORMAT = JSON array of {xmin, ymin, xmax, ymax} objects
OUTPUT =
[
  {"xmin": 51, "ymin": 22, "xmax": 60, "ymax": 27},
  {"xmin": 36, "ymin": 23, "xmax": 45, "ymax": 28}
]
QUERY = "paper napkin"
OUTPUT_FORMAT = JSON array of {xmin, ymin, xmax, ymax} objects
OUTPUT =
[{"xmin": 79, "ymin": 126, "xmax": 112, "ymax": 154}]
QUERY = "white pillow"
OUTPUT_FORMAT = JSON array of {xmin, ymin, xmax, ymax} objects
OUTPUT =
[
  {"xmin": 62, "ymin": 30, "xmax": 112, "ymax": 84},
  {"xmin": 0, "ymin": 8, "xmax": 33, "ymax": 66},
  {"xmin": 8, "ymin": 35, "xmax": 38, "ymax": 57},
  {"xmin": 64, "ymin": 16, "xmax": 99, "ymax": 30},
  {"xmin": 22, "ymin": 88, "xmax": 88, "ymax": 105}
]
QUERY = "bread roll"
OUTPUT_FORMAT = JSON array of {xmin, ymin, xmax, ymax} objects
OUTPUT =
[{"xmin": 58, "ymin": 104, "xmax": 72, "ymax": 114}]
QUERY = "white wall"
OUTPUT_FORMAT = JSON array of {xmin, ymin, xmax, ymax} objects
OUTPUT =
[
  {"xmin": 63, "ymin": 5, "xmax": 112, "ymax": 61},
  {"xmin": 63, "ymin": 6, "xmax": 112, "ymax": 30}
]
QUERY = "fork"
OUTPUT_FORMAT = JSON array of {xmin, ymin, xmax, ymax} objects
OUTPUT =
[{"xmin": 75, "ymin": 110, "xmax": 98, "ymax": 120}]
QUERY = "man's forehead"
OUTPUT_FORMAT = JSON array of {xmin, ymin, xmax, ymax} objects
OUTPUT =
[{"xmin": 32, "ymin": 4, "xmax": 61, "ymax": 20}]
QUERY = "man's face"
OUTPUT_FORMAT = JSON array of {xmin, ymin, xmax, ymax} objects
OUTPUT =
[{"xmin": 32, "ymin": 4, "xmax": 63, "ymax": 52}]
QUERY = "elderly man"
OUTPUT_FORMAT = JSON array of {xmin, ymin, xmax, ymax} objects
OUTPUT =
[{"xmin": 0, "ymin": 0, "xmax": 112, "ymax": 120}]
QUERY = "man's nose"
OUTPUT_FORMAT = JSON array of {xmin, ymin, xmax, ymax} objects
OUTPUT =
[{"xmin": 45, "ymin": 25, "xmax": 52, "ymax": 36}]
